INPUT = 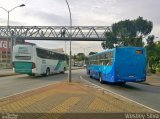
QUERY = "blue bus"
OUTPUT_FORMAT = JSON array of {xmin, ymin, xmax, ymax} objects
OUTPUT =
[{"xmin": 87, "ymin": 47, "xmax": 146, "ymax": 84}]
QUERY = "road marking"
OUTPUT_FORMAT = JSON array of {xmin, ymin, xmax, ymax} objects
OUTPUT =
[
  {"xmin": 0, "ymin": 81, "xmax": 60, "ymax": 100},
  {"xmin": 38, "ymin": 97, "xmax": 80, "ymax": 119},
  {"xmin": 49, "ymin": 97, "xmax": 80, "ymax": 113},
  {"xmin": 89, "ymin": 98, "xmax": 117, "ymax": 111},
  {"xmin": 80, "ymin": 76, "xmax": 160, "ymax": 113}
]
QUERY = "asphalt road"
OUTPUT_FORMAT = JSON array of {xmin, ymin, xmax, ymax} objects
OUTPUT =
[
  {"xmin": 0, "ymin": 73, "xmax": 68, "ymax": 98},
  {"xmin": 0, "ymin": 69, "xmax": 81, "ymax": 99},
  {"xmin": 0, "ymin": 69, "xmax": 160, "ymax": 112},
  {"xmin": 78, "ymin": 69, "xmax": 160, "ymax": 112}
]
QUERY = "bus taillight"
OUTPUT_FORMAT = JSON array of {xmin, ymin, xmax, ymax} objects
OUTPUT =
[{"xmin": 32, "ymin": 62, "xmax": 36, "ymax": 69}]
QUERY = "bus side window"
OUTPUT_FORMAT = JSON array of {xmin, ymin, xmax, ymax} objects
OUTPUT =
[{"xmin": 55, "ymin": 53, "xmax": 58, "ymax": 60}]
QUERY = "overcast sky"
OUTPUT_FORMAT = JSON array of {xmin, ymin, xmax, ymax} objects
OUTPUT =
[{"xmin": 0, "ymin": 0, "xmax": 159, "ymax": 55}]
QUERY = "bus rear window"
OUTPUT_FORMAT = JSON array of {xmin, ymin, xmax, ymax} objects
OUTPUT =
[
  {"xmin": 136, "ymin": 50, "xmax": 143, "ymax": 54},
  {"xmin": 15, "ymin": 56, "xmax": 31, "ymax": 60}
]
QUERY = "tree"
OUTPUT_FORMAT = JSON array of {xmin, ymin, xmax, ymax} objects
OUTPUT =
[
  {"xmin": 135, "ymin": 17, "xmax": 153, "ymax": 38},
  {"xmin": 89, "ymin": 52, "xmax": 97, "ymax": 55},
  {"xmin": 72, "ymin": 54, "xmax": 77, "ymax": 62},
  {"xmin": 101, "ymin": 17, "xmax": 153, "ymax": 49},
  {"xmin": 145, "ymin": 36, "xmax": 160, "ymax": 73},
  {"xmin": 77, "ymin": 53, "xmax": 85, "ymax": 61},
  {"xmin": 146, "ymin": 35, "xmax": 154, "ymax": 45},
  {"xmin": 101, "ymin": 32, "xmax": 117, "ymax": 49}
]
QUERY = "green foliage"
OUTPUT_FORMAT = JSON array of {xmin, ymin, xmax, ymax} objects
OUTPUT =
[
  {"xmin": 102, "ymin": 32, "xmax": 117, "ymax": 49},
  {"xmin": 102, "ymin": 16, "xmax": 153, "ymax": 49},
  {"xmin": 89, "ymin": 52, "xmax": 97, "ymax": 55},
  {"xmin": 150, "ymin": 68, "xmax": 156, "ymax": 74},
  {"xmin": 145, "ymin": 38, "xmax": 160, "ymax": 74},
  {"xmin": 156, "ymin": 67, "xmax": 160, "ymax": 73},
  {"xmin": 135, "ymin": 17, "xmax": 153, "ymax": 37},
  {"xmin": 74, "ymin": 53, "xmax": 86, "ymax": 61},
  {"xmin": 146, "ymin": 35, "xmax": 154, "ymax": 45}
]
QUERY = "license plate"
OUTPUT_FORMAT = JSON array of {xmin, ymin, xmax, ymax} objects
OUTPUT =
[{"xmin": 129, "ymin": 75, "xmax": 134, "ymax": 78}]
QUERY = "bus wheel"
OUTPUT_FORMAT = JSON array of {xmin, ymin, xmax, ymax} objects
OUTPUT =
[
  {"xmin": 89, "ymin": 71, "xmax": 92, "ymax": 78},
  {"xmin": 28, "ymin": 74, "xmax": 35, "ymax": 76},
  {"xmin": 99, "ymin": 74, "xmax": 103, "ymax": 84},
  {"xmin": 118, "ymin": 82, "xmax": 126, "ymax": 85},
  {"xmin": 46, "ymin": 68, "xmax": 50, "ymax": 76},
  {"xmin": 61, "ymin": 67, "xmax": 66, "ymax": 74},
  {"xmin": 89, "ymin": 70, "xmax": 92, "ymax": 78}
]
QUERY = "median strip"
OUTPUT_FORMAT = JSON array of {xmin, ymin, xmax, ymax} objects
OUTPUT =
[{"xmin": 0, "ymin": 81, "xmax": 155, "ymax": 114}]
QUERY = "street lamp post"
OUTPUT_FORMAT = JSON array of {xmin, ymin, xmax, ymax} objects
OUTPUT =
[
  {"xmin": 0, "ymin": 4, "xmax": 25, "ymax": 67},
  {"xmin": 65, "ymin": 0, "xmax": 72, "ymax": 83}
]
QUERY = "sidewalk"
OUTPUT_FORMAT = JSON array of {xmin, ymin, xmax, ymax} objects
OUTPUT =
[
  {"xmin": 144, "ymin": 74, "xmax": 160, "ymax": 86},
  {"xmin": 0, "ymin": 68, "xmax": 17, "ymax": 77},
  {"xmin": 0, "ymin": 80, "xmax": 154, "ymax": 118},
  {"xmin": 0, "ymin": 81, "xmax": 155, "ymax": 119}
]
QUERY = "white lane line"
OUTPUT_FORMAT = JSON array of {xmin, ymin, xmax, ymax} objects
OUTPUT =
[
  {"xmin": 0, "ymin": 81, "xmax": 60, "ymax": 100},
  {"xmin": 80, "ymin": 76, "xmax": 160, "ymax": 113}
]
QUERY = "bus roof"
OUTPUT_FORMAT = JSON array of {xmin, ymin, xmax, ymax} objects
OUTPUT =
[
  {"xmin": 88, "ymin": 46, "xmax": 145, "ymax": 57},
  {"xmin": 14, "ymin": 44, "xmax": 66, "ymax": 55}
]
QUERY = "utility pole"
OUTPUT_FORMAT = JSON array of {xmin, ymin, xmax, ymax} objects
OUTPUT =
[{"xmin": 65, "ymin": 0, "xmax": 72, "ymax": 82}]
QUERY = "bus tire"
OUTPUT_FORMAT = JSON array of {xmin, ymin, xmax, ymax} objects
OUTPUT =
[
  {"xmin": 89, "ymin": 70, "xmax": 92, "ymax": 78},
  {"xmin": 118, "ymin": 82, "xmax": 126, "ymax": 85},
  {"xmin": 46, "ymin": 68, "xmax": 50, "ymax": 76},
  {"xmin": 89, "ymin": 71, "xmax": 92, "ymax": 78},
  {"xmin": 28, "ymin": 74, "xmax": 35, "ymax": 76},
  {"xmin": 61, "ymin": 67, "xmax": 66, "ymax": 74},
  {"xmin": 99, "ymin": 73, "xmax": 103, "ymax": 84}
]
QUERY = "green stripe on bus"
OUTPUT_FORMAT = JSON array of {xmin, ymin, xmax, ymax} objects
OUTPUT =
[
  {"xmin": 55, "ymin": 61, "xmax": 63, "ymax": 71},
  {"xmin": 14, "ymin": 62, "xmax": 32, "ymax": 74}
]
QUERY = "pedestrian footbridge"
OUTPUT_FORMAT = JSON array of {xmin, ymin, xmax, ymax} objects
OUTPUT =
[{"xmin": 0, "ymin": 26, "xmax": 111, "ymax": 41}]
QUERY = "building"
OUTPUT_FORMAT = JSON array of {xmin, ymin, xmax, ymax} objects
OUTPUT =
[
  {"xmin": 0, "ymin": 40, "xmax": 11, "ymax": 68},
  {"xmin": 0, "ymin": 39, "xmax": 25, "ymax": 68}
]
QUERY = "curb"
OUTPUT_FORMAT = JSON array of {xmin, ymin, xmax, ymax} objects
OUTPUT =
[
  {"xmin": 138, "ymin": 82, "xmax": 160, "ymax": 87},
  {"xmin": 71, "ymin": 67, "xmax": 85, "ymax": 70},
  {"xmin": 0, "ymin": 73, "xmax": 20, "ymax": 77}
]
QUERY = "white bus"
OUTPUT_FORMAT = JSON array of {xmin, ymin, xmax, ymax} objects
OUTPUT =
[{"xmin": 12, "ymin": 44, "xmax": 68, "ymax": 76}]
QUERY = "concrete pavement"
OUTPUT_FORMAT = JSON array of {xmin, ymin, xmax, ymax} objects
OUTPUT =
[{"xmin": 0, "ymin": 80, "xmax": 154, "ymax": 119}]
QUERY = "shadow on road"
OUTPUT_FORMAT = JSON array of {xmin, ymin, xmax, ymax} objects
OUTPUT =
[{"xmin": 87, "ymin": 76, "xmax": 141, "ymax": 91}]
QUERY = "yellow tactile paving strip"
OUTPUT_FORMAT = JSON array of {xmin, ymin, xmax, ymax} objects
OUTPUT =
[{"xmin": 0, "ymin": 81, "xmax": 153, "ymax": 115}]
